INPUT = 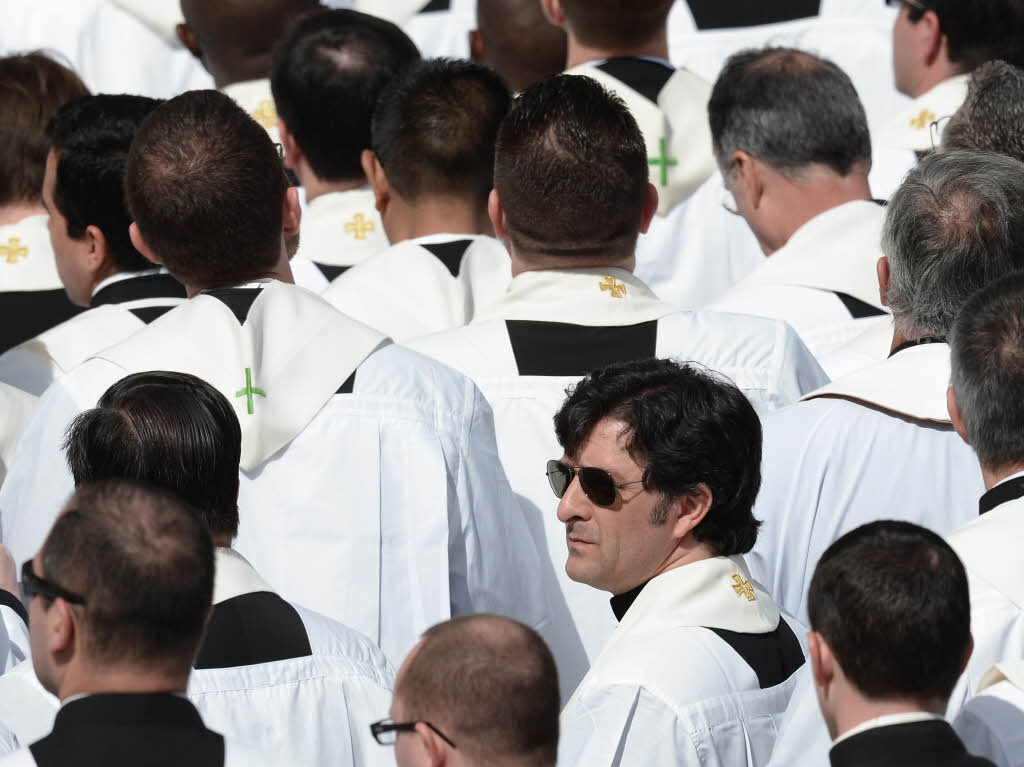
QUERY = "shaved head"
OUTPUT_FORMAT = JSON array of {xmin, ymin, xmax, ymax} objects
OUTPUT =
[
  {"xmin": 179, "ymin": 0, "xmax": 323, "ymax": 87},
  {"xmin": 473, "ymin": 0, "xmax": 567, "ymax": 92}
]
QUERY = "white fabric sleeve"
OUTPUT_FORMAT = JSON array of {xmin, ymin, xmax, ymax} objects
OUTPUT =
[
  {"xmin": 0, "ymin": 347, "xmax": 60, "ymax": 398},
  {"xmin": 0, "ymin": 591, "xmax": 28, "ymax": 674},
  {"xmin": 769, "ymin": 321, "xmax": 831, "ymax": 410},
  {"xmin": 0, "ymin": 723, "xmax": 18, "ymax": 759},
  {"xmin": 765, "ymin": 666, "xmax": 832, "ymax": 767},
  {"xmin": 953, "ymin": 687, "xmax": 1024, "ymax": 767}
]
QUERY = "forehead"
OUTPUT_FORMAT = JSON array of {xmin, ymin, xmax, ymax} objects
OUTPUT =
[{"xmin": 570, "ymin": 418, "xmax": 641, "ymax": 468}]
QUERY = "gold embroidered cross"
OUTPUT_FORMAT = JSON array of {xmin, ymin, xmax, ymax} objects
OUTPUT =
[
  {"xmin": 344, "ymin": 213, "xmax": 375, "ymax": 240},
  {"xmin": 251, "ymin": 100, "xmax": 278, "ymax": 129},
  {"xmin": 0, "ymin": 237, "xmax": 28, "ymax": 264},
  {"xmin": 599, "ymin": 275, "xmax": 626, "ymax": 299},
  {"xmin": 731, "ymin": 574, "xmax": 756, "ymax": 602},
  {"xmin": 909, "ymin": 108, "xmax": 936, "ymax": 130}
]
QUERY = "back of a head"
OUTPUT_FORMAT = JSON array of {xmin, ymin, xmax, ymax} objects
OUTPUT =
[
  {"xmin": 709, "ymin": 47, "xmax": 871, "ymax": 178},
  {"xmin": 558, "ymin": 0, "xmax": 673, "ymax": 50},
  {"xmin": 63, "ymin": 371, "xmax": 242, "ymax": 540},
  {"xmin": 0, "ymin": 51, "xmax": 89, "ymax": 207},
  {"xmin": 47, "ymin": 94, "xmax": 163, "ymax": 273},
  {"xmin": 271, "ymin": 8, "xmax": 420, "ymax": 182},
  {"xmin": 924, "ymin": 0, "xmax": 1024, "ymax": 72},
  {"xmin": 397, "ymin": 615, "xmax": 559, "ymax": 766},
  {"xmin": 949, "ymin": 272, "xmax": 1024, "ymax": 472},
  {"xmin": 943, "ymin": 60, "xmax": 1024, "ymax": 164},
  {"xmin": 807, "ymin": 520, "xmax": 971, "ymax": 703},
  {"xmin": 553, "ymin": 358, "xmax": 763, "ymax": 557},
  {"xmin": 494, "ymin": 74, "xmax": 649, "ymax": 260},
  {"xmin": 883, "ymin": 150, "xmax": 1024, "ymax": 339},
  {"xmin": 372, "ymin": 58, "xmax": 511, "ymax": 206},
  {"xmin": 475, "ymin": 0, "xmax": 567, "ymax": 93},
  {"xmin": 125, "ymin": 89, "xmax": 287, "ymax": 288},
  {"xmin": 40, "ymin": 479, "xmax": 214, "ymax": 673}
]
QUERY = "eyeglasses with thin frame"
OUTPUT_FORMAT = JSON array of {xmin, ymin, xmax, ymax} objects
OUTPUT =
[
  {"xmin": 21, "ymin": 559, "xmax": 86, "ymax": 606},
  {"xmin": 546, "ymin": 459, "xmax": 645, "ymax": 508},
  {"xmin": 929, "ymin": 115, "xmax": 953, "ymax": 152},
  {"xmin": 370, "ymin": 718, "xmax": 457, "ymax": 748}
]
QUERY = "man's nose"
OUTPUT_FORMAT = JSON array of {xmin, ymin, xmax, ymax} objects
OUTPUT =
[{"xmin": 556, "ymin": 474, "xmax": 592, "ymax": 524}]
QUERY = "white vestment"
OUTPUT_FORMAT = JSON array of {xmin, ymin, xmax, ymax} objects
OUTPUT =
[
  {"xmin": 220, "ymin": 79, "xmax": 281, "ymax": 145},
  {"xmin": 0, "ymin": 589, "xmax": 28, "ymax": 675},
  {"xmin": 290, "ymin": 189, "xmax": 389, "ymax": 293},
  {"xmin": 955, "ymin": 662, "xmax": 1024, "ymax": 767},
  {"xmin": 0, "ymin": 383, "xmax": 35, "ymax": 487},
  {"xmin": 558, "ymin": 555, "xmax": 806, "ymax": 767},
  {"xmin": 748, "ymin": 343, "xmax": 985, "ymax": 626},
  {"xmin": 876, "ymin": 74, "xmax": 970, "ymax": 152},
  {"xmin": 0, "ymin": 663, "xmax": 54, "ymax": 749},
  {"xmin": 0, "ymin": 269, "xmax": 185, "ymax": 396},
  {"xmin": 767, "ymin": 490, "xmax": 1024, "ymax": 767},
  {"xmin": 0, "ymin": 280, "xmax": 575, "ymax": 671},
  {"xmin": 398, "ymin": 0, "xmax": 473, "ymax": 59},
  {"xmin": 0, "ymin": 725, "xmax": 14, "ymax": 758},
  {"xmin": 323, "ymin": 234, "xmax": 512, "ymax": 341},
  {"xmin": 408, "ymin": 267, "xmax": 828, "ymax": 665},
  {"xmin": 712, "ymin": 200, "xmax": 890, "ymax": 367}
]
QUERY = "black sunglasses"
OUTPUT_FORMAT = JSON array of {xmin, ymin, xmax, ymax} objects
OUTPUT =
[
  {"xmin": 21, "ymin": 559, "xmax": 86, "ymax": 606},
  {"xmin": 370, "ymin": 718, "xmax": 456, "ymax": 748},
  {"xmin": 546, "ymin": 459, "xmax": 645, "ymax": 508}
]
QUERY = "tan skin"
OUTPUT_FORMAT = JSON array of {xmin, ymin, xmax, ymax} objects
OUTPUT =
[
  {"xmin": 539, "ymin": 0, "xmax": 670, "ymax": 69},
  {"xmin": 890, "ymin": 5, "xmax": 960, "ymax": 99}
]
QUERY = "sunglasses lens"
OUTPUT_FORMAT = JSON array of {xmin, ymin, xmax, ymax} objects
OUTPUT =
[
  {"xmin": 578, "ymin": 467, "xmax": 618, "ymax": 507},
  {"xmin": 546, "ymin": 460, "xmax": 572, "ymax": 499}
]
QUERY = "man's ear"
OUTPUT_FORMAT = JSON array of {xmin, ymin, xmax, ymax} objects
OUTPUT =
[
  {"xmin": 807, "ymin": 631, "xmax": 834, "ymax": 689},
  {"xmin": 176, "ymin": 23, "xmax": 202, "ymax": 59},
  {"xmin": 488, "ymin": 188, "xmax": 509, "ymax": 243},
  {"xmin": 413, "ymin": 722, "xmax": 450, "ymax": 767},
  {"xmin": 129, "ymin": 223, "xmax": 162, "ymax": 266},
  {"xmin": 49, "ymin": 599, "xmax": 78, "ymax": 658},
  {"xmin": 539, "ymin": 0, "xmax": 565, "ymax": 28},
  {"xmin": 920, "ymin": 10, "xmax": 944, "ymax": 66},
  {"xmin": 277, "ymin": 118, "xmax": 303, "ymax": 171},
  {"xmin": 282, "ymin": 187, "xmax": 302, "ymax": 237},
  {"xmin": 732, "ymin": 150, "xmax": 765, "ymax": 211},
  {"xmin": 362, "ymin": 150, "xmax": 391, "ymax": 214},
  {"xmin": 83, "ymin": 225, "xmax": 112, "ymax": 277},
  {"xmin": 876, "ymin": 256, "xmax": 891, "ymax": 307},
  {"xmin": 639, "ymin": 183, "xmax": 660, "ymax": 235},
  {"xmin": 670, "ymin": 484, "xmax": 713, "ymax": 541},
  {"xmin": 469, "ymin": 29, "xmax": 484, "ymax": 63},
  {"xmin": 947, "ymin": 386, "xmax": 971, "ymax": 446},
  {"xmin": 961, "ymin": 633, "xmax": 974, "ymax": 675}
]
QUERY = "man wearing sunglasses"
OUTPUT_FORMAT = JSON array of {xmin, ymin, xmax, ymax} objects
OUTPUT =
[
  {"xmin": 878, "ymin": 0, "xmax": 1024, "ymax": 153},
  {"xmin": 552, "ymin": 358, "xmax": 805, "ymax": 767}
]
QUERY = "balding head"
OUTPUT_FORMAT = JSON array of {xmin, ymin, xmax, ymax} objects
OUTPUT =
[
  {"xmin": 178, "ymin": 0, "xmax": 323, "ymax": 87},
  {"xmin": 393, "ymin": 615, "xmax": 559, "ymax": 767},
  {"xmin": 471, "ymin": 0, "xmax": 566, "ymax": 93}
]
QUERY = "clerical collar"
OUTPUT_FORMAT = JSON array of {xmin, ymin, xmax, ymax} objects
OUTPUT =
[
  {"xmin": 610, "ymin": 580, "xmax": 650, "ymax": 622},
  {"xmin": 91, "ymin": 270, "xmax": 185, "ymax": 308},
  {"xmin": 55, "ymin": 693, "xmax": 200, "ymax": 729},
  {"xmin": 888, "ymin": 336, "xmax": 946, "ymax": 358},
  {"xmin": 979, "ymin": 471, "xmax": 1024, "ymax": 515}
]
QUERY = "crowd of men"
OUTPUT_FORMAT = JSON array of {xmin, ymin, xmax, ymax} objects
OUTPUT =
[{"xmin": 1, "ymin": 0, "xmax": 1024, "ymax": 765}]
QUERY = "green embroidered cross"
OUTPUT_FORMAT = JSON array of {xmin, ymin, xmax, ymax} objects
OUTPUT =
[
  {"xmin": 648, "ymin": 138, "xmax": 678, "ymax": 186},
  {"xmin": 234, "ymin": 367, "xmax": 266, "ymax": 415}
]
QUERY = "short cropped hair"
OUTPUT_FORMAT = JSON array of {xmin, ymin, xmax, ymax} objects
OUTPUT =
[
  {"xmin": 0, "ymin": 51, "xmax": 89, "ymax": 206},
  {"xmin": 883, "ymin": 151, "xmax": 1024, "ymax": 338},
  {"xmin": 125, "ymin": 90, "xmax": 287, "ymax": 288},
  {"xmin": 47, "ymin": 95, "xmax": 163, "ymax": 273},
  {"xmin": 63, "ymin": 371, "xmax": 241, "ymax": 539},
  {"xmin": 494, "ymin": 75, "xmax": 649, "ymax": 258},
  {"xmin": 559, "ymin": 0, "xmax": 674, "ymax": 50},
  {"xmin": 397, "ymin": 615, "xmax": 559, "ymax": 765},
  {"xmin": 553, "ymin": 358, "xmax": 762, "ymax": 556},
  {"xmin": 950, "ymin": 272, "xmax": 1024, "ymax": 470},
  {"xmin": 943, "ymin": 60, "xmax": 1024, "ymax": 163},
  {"xmin": 271, "ymin": 8, "xmax": 420, "ymax": 182},
  {"xmin": 906, "ymin": 0, "xmax": 1024, "ymax": 72},
  {"xmin": 808, "ymin": 521, "xmax": 971, "ymax": 702},
  {"xmin": 709, "ymin": 47, "xmax": 872, "ymax": 177},
  {"xmin": 372, "ymin": 58, "xmax": 511, "ymax": 205},
  {"xmin": 40, "ymin": 480, "xmax": 214, "ymax": 669}
]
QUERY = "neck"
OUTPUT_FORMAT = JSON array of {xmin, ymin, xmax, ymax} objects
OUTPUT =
[
  {"xmin": 761, "ymin": 170, "xmax": 872, "ymax": 255},
  {"xmin": 0, "ymin": 201, "xmax": 46, "ymax": 226},
  {"xmin": 832, "ymin": 696, "xmax": 945, "ymax": 742},
  {"xmin": 301, "ymin": 171, "xmax": 367, "ymax": 204},
  {"xmin": 213, "ymin": 55, "xmax": 272, "ymax": 90},
  {"xmin": 183, "ymin": 248, "xmax": 295, "ymax": 298},
  {"xmin": 565, "ymin": 29, "xmax": 670, "ymax": 69},
  {"xmin": 58, "ymin": 665, "xmax": 190, "ymax": 702},
  {"xmin": 908, "ymin": 62, "xmax": 961, "ymax": 101},
  {"xmin": 635, "ymin": 538, "xmax": 716, "ymax": 593},
  {"xmin": 508, "ymin": 244, "xmax": 636, "ymax": 278},
  {"xmin": 887, "ymin": 325, "xmax": 945, "ymax": 355},
  {"xmin": 384, "ymin": 196, "xmax": 493, "ymax": 244},
  {"xmin": 981, "ymin": 463, "xmax": 1024, "ymax": 491}
]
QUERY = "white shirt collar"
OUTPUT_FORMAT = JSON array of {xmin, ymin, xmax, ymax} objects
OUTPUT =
[{"xmin": 832, "ymin": 712, "xmax": 944, "ymax": 746}]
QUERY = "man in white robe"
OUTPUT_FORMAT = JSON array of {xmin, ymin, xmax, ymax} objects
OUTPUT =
[
  {"xmin": 271, "ymin": 9, "xmax": 417, "ymax": 289},
  {"xmin": 0, "ymin": 95, "xmax": 185, "ymax": 397},
  {"xmin": 176, "ymin": 0, "xmax": 322, "ymax": 145},
  {"xmin": 708, "ymin": 48, "xmax": 890, "ymax": 368},
  {"xmin": 955, "ymin": 663, "xmax": 1024, "ymax": 767},
  {"xmin": 877, "ymin": 0, "xmax": 1024, "ymax": 154},
  {"xmin": 322, "ymin": 59, "xmax": 513, "ymax": 341},
  {"xmin": 0, "ymin": 90, "xmax": 576, "ymax": 678},
  {"xmin": 548, "ymin": 359, "xmax": 804, "ymax": 767},
  {"xmin": 540, "ymin": 0, "xmax": 762, "ymax": 307},
  {"xmin": 746, "ymin": 151, "xmax": 1024, "ymax": 629},
  {"xmin": 0, "ymin": 53, "xmax": 89, "ymax": 355},
  {"xmin": 0, "ymin": 384, "xmax": 35, "ymax": 487},
  {"xmin": 409, "ymin": 74, "xmax": 828, "ymax": 666}
]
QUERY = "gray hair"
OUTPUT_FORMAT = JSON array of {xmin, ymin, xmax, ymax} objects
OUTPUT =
[
  {"xmin": 883, "ymin": 150, "xmax": 1024, "ymax": 339},
  {"xmin": 949, "ymin": 271, "xmax": 1024, "ymax": 469},
  {"xmin": 708, "ymin": 47, "xmax": 871, "ymax": 177},
  {"xmin": 942, "ymin": 60, "xmax": 1024, "ymax": 164}
]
